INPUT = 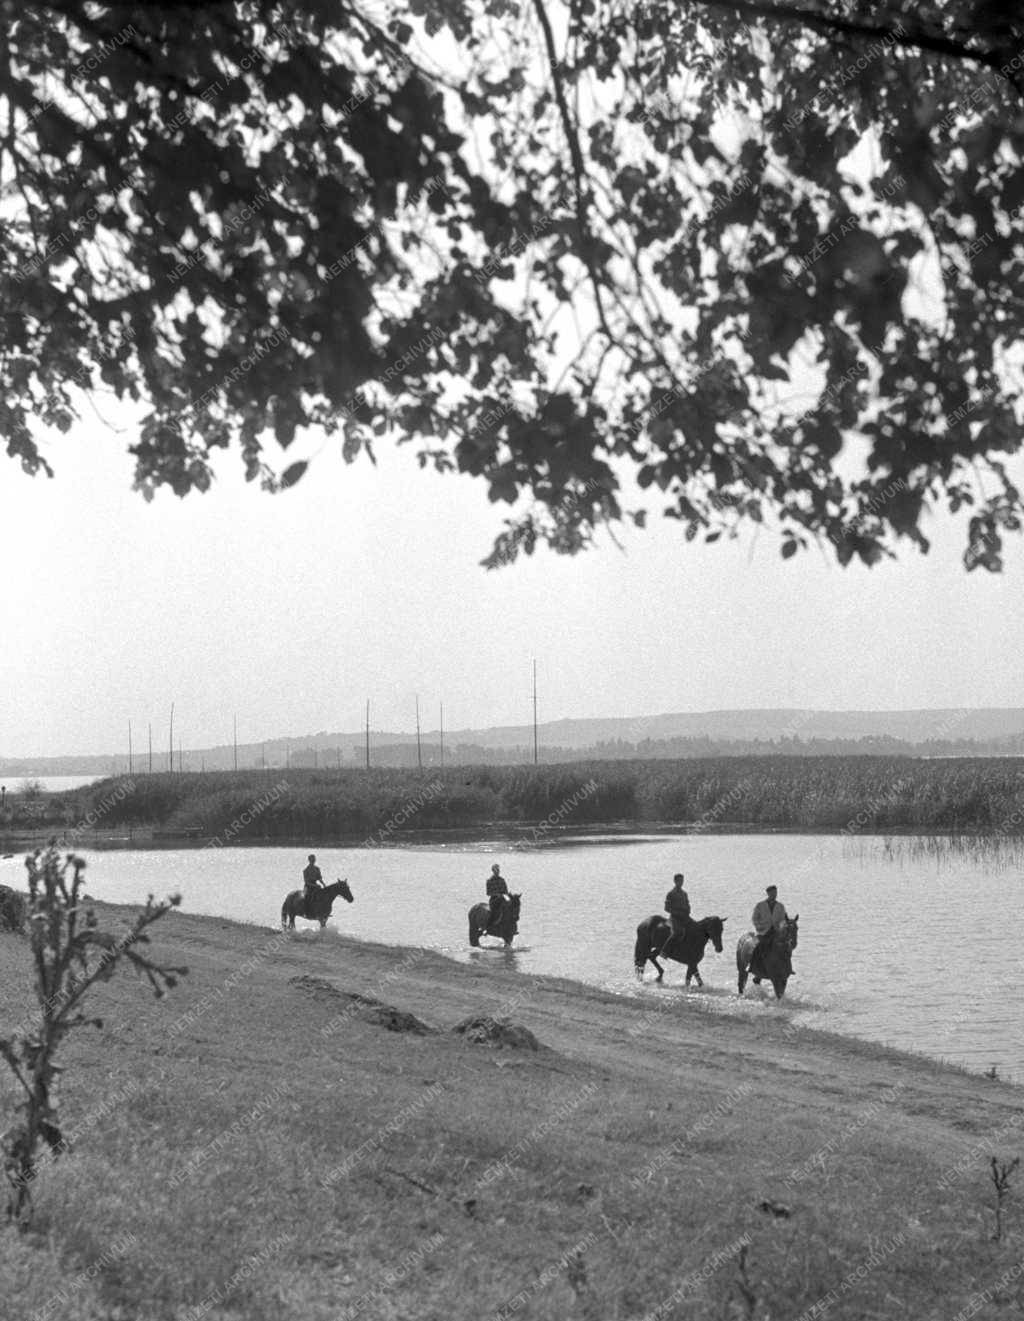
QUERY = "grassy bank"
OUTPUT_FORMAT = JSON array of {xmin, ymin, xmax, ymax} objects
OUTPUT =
[
  {"xmin": 1, "ymin": 902, "xmax": 1022, "ymax": 1320},
  {"xmin": 14, "ymin": 755, "xmax": 1024, "ymax": 847}
]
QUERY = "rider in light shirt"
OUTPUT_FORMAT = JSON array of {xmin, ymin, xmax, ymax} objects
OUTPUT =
[{"xmin": 751, "ymin": 884, "xmax": 788, "ymax": 975}]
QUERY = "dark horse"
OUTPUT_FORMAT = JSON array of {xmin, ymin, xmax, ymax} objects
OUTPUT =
[
  {"xmin": 468, "ymin": 893, "xmax": 521, "ymax": 948},
  {"xmin": 634, "ymin": 915, "xmax": 726, "ymax": 986},
  {"xmin": 736, "ymin": 916, "xmax": 799, "ymax": 999},
  {"xmin": 281, "ymin": 878, "xmax": 354, "ymax": 930}
]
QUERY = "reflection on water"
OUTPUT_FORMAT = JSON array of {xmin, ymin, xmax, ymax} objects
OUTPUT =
[
  {"xmin": 468, "ymin": 946, "xmax": 522, "ymax": 969},
  {"xmin": 5, "ymin": 832, "xmax": 1021, "ymax": 1082}
]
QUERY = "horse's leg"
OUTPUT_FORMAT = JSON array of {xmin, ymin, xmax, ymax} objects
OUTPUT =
[
  {"xmin": 651, "ymin": 955, "xmax": 664, "ymax": 982},
  {"xmin": 688, "ymin": 966, "xmax": 703, "ymax": 988},
  {"xmin": 737, "ymin": 956, "xmax": 748, "ymax": 995}
]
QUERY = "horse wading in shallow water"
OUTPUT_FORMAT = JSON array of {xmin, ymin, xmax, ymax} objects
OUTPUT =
[
  {"xmin": 468, "ymin": 893, "xmax": 521, "ymax": 948},
  {"xmin": 736, "ymin": 915, "xmax": 799, "ymax": 999},
  {"xmin": 281, "ymin": 878, "xmax": 354, "ymax": 930},
  {"xmin": 634, "ymin": 915, "xmax": 726, "ymax": 986}
]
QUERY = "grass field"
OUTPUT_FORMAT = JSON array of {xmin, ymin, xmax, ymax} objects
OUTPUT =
[
  {"xmin": 14, "ymin": 755, "xmax": 1024, "ymax": 847},
  {"xmin": 1, "ymin": 900, "xmax": 1023, "ymax": 1320}
]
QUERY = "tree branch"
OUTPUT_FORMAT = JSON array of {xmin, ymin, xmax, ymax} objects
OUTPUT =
[
  {"xmin": 530, "ymin": 0, "xmax": 618, "ymax": 345},
  {"xmin": 693, "ymin": 0, "xmax": 1024, "ymax": 86}
]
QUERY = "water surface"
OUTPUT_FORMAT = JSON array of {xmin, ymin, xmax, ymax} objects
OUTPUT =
[{"xmin": 5, "ymin": 833, "xmax": 1017, "ymax": 1081}]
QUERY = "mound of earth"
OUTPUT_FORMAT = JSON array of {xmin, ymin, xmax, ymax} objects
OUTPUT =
[
  {"xmin": 289, "ymin": 974, "xmax": 435, "ymax": 1034},
  {"xmin": 361, "ymin": 1003, "xmax": 435, "ymax": 1034},
  {"xmin": 452, "ymin": 1015, "xmax": 542, "ymax": 1050}
]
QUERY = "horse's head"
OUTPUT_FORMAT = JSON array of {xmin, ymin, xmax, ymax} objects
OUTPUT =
[
  {"xmin": 784, "ymin": 914, "xmax": 799, "ymax": 950},
  {"xmin": 335, "ymin": 878, "xmax": 354, "ymax": 904},
  {"xmin": 509, "ymin": 893, "xmax": 521, "ymax": 923},
  {"xmin": 705, "ymin": 915, "xmax": 726, "ymax": 953}
]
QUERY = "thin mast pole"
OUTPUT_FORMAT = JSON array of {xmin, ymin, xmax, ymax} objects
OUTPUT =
[{"xmin": 532, "ymin": 659, "xmax": 538, "ymax": 765}]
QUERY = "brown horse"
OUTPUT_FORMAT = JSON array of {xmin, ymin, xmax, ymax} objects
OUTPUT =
[
  {"xmin": 468, "ymin": 893, "xmax": 521, "ymax": 948},
  {"xmin": 736, "ymin": 916, "xmax": 799, "ymax": 999},
  {"xmin": 281, "ymin": 878, "xmax": 354, "ymax": 930}
]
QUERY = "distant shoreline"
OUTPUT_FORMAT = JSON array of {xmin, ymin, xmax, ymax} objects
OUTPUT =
[{"xmin": 3, "ymin": 756, "xmax": 1023, "ymax": 850}]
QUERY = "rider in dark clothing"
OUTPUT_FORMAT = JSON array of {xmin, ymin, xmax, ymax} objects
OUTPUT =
[
  {"xmin": 303, "ymin": 854, "xmax": 323, "ymax": 916},
  {"xmin": 660, "ymin": 873, "xmax": 691, "ymax": 958},
  {"xmin": 486, "ymin": 863, "xmax": 509, "ymax": 927}
]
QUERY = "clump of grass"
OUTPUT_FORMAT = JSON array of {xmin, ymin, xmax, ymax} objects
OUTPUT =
[
  {"xmin": 990, "ymin": 1155, "xmax": 1019, "ymax": 1242},
  {"xmin": 0, "ymin": 845, "xmax": 185, "ymax": 1225}
]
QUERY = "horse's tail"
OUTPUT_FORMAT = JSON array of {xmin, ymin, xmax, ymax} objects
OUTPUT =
[
  {"xmin": 281, "ymin": 898, "xmax": 290, "ymax": 930},
  {"xmin": 469, "ymin": 909, "xmax": 480, "ymax": 947},
  {"xmin": 736, "ymin": 934, "xmax": 753, "ymax": 995},
  {"xmin": 634, "ymin": 920, "xmax": 651, "ymax": 975}
]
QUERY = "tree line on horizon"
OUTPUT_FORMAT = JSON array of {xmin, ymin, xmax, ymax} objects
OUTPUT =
[{"xmin": 6, "ymin": 728, "xmax": 1024, "ymax": 781}]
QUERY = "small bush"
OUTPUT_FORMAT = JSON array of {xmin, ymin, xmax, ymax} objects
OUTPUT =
[{"xmin": 0, "ymin": 846, "xmax": 186, "ymax": 1224}]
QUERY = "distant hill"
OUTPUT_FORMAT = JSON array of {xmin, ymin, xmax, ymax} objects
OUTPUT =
[{"xmin": 5, "ymin": 707, "xmax": 1024, "ymax": 776}]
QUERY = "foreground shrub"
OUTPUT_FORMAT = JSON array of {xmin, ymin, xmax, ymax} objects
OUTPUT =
[{"xmin": 0, "ymin": 846, "xmax": 186, "ymax": 1224}]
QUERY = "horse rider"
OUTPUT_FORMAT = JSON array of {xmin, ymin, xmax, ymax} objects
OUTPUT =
[
  {"xmin": 486, "ymin": 863, "xmax": 510, "ymax": 926},
  {"xmin": 303, "ymin": 853, "xmax": 324, "ymax": 916},
  {"xmin": 751, "ymin": 884, "xmax": 789, "ymax": 977},
  {"xmin": 659, "ymin": 872, "xmax": 691, "ymax": 958}
]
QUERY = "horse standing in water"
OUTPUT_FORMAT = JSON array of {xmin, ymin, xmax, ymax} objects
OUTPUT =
[
  {"xmin": 634, "ymin": 915, "xmax": 726, "ymax": 986},
  {"xmin": 736, "ymin": 915, "xmax": 799, "ymax": 999},
  {"xmin": 281, "ymin": 878, "xmax": 354, "ymax": 930},
  {"xmin": 468, "ymin": 893, "xmax": 521, "ymax": 948}
]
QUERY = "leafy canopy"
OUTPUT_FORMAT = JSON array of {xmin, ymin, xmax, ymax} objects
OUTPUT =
[{"xmin": 4, "ymin": 0, "xmax": 1024, "ymax": 569}]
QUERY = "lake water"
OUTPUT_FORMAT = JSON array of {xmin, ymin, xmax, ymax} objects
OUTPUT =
[
  {"xmin": 3, "ymin": 833, "xmax": 1019, "ymax": 1081},
  {"xmin": 1, "ymin": 775, "xmax": 101, "ymax": 793}
]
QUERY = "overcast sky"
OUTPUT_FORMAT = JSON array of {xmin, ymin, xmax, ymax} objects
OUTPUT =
[{"xmin": 1, "ymin": 404, "xmax": 1022, "ymax": 760}]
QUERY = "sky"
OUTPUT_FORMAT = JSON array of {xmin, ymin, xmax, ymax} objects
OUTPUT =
[
  {"xmin": 4, "ymin": 13, "xmax": 1021, "ymax": 762},
  {"xmin": 1, "ymin": 405, "xmax": 1022, "ymax": 760}
]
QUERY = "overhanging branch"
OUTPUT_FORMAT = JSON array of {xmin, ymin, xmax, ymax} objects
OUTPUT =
[
  {"xmin": 530, "ymin": 0, "xmax": 618, "ymax": 345},
  {"xmin": 692, "ymin": 0, "xmax": 1024, "ymax": 89}
]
